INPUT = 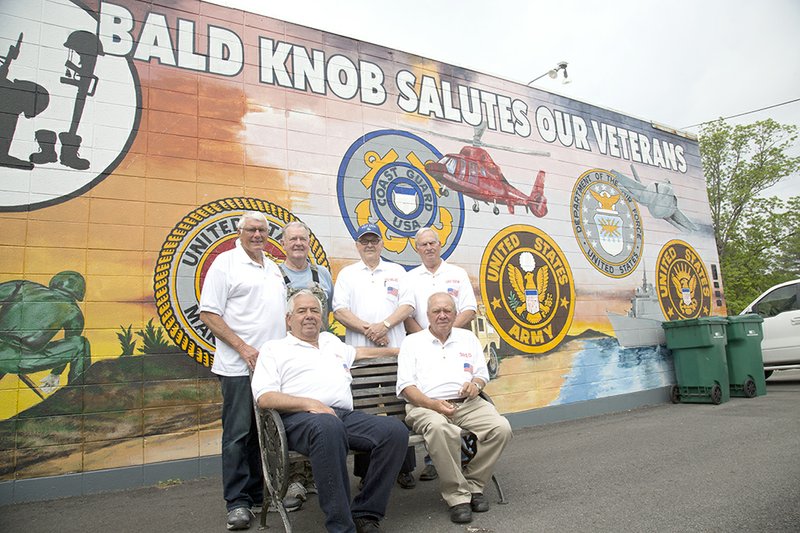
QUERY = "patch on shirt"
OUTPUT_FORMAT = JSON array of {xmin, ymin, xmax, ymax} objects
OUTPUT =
[
  {"xmin": 447, "ymin": 286, "xmax": 459, "ymax": 298},
  {"xmin": 463, "ymin": 362, "xmax": 474, "ymax": 374},
  {"xmin": 386, "ymin": 284, "xmax": 399, "ymax": 297}
]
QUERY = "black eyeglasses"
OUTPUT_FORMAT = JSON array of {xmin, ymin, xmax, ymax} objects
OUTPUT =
[{"xmin": 358, "ymin": 236, "xmax": 381, "ymax": 245}]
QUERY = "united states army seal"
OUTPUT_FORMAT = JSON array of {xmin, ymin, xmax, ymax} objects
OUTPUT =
[
  {"xmin": 655, "ymin": 240, "xmax": 711, "ymax": 320},
  {"xmin": 480, "ymin": 225, "xmax": 575, "ymax": 353}
]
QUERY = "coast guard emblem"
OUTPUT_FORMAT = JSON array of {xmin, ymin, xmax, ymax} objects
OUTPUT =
[{"xmin": 336, "ymin": 130, "xmax": 464, "ymax": 268}]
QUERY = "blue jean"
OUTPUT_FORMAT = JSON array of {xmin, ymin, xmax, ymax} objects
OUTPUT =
[
  {"xmin": 282, "ymin": 408, "xmax": 409, "ymax": 533},
  {"xmin": 219, "ymin": 375, "xmax": 263, "ymax": 511}
]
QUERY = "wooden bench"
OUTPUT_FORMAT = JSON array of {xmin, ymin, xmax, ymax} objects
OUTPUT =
[{"xmin": 254, "ymin": 355, "xmax": 507, "ymax": 532}]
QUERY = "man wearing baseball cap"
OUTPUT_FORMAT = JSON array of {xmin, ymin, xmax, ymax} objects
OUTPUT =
[{"xmin": 332, "ymin": 222, "xmax": 418, "ymax": 489}]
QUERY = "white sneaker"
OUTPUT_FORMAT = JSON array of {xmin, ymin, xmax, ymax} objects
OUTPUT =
[{"xmin": 286, "ymin": 481, "xmax": 307, "ymax": 501}]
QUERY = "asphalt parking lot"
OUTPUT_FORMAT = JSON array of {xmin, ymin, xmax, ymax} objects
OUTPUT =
[{"xmin": 2, "ymin": 370, "xmax": 799, "ymax": 532}]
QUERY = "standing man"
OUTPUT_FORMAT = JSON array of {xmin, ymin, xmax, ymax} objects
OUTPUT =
[
  {"xmin": 279, "ymin": 220, "xmax": 333, "ymax": 502},
  {"xmin": 332, "ymin": 223, "xmax": 416, "ymax": 489},
  {"xmin": 400, "ymin": 226, "xmax": 478, "ymax": 481},
  {"xmin": 397, "ymin": 292, "xmax": 512, "ymax": 524},
  {"xmin": 332, "ymin": 223, "xmax": 412, "ymax": 350},
  {"xmin": 279, "ymin": 221, "xmax": 333, "ymax": 328},
  {"xmin": 199, "ymin": 211, "xmax": 287, "ymax": 531},
  {"xmin": 402, "ymin": 227, "xmax": 477, "ymax": 333},
  {"xmin": 253, "ymin": 290, "xmax": 409, "ymax": 533}
]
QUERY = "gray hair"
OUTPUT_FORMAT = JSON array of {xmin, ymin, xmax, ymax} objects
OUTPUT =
[
  {"xmin": 280, "ymin": 221, "xmax": 311, "ymax": 241},
  {"xmin": 237, "ymin": 211, "xmax": 268, "ymax": 230},
  {"xmin": 414, "ymin": 227, "xmax": 438, "ymax": 243},
  {"xmin": 287, "ymin": 288, "xmax": 323, "ymax": 315},
  {"xmin": 427, "ymin": 291, "xmax": 456, "ymax": 310}
]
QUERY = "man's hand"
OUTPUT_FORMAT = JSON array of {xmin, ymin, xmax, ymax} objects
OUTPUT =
[
  {"xmin": 365, "ymin": 321, "xmax": 389, "ymax": 344},
  {"xmin": 458, "ymin": 380, "xmax": 482, "ymax": 400},
  {"xmin": 431, "ymin": 399, "xmax": 458, "ymax": 418},
  {"xmin": 237, "ymin": 343, "xmax": 259, "ymax": 371},
  {"xmin": 304, "ymin": 398, "xmax": 336, "ymax": 416}
]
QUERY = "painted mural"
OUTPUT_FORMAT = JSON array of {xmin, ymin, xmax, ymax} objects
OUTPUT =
[{"xmin": 0, "ymin": 0, "xmax": 725, "ymax": 484}]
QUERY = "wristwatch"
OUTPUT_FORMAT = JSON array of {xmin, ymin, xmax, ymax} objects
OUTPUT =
[
  {"xmin": 473, "ymin": 381, "xmax": 484, "ymax": 391},
  {"xmin": 383, "ymin": 320, "xmax": 391, "ymax": 329}
]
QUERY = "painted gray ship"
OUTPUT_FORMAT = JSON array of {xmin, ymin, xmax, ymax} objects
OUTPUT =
[{"xmin": 607, "ymin": 270, "xmax": 666, "ymax": 348}]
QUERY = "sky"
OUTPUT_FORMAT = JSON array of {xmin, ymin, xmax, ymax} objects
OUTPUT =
[{"xmin": 208, "ymin": 0, "xmax": 800, "ymax": 197}]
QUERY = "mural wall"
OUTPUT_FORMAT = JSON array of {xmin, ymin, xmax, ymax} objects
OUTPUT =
[{"xmin": 0, "ymin": 0, "xmax": 725, "ymax": 483}]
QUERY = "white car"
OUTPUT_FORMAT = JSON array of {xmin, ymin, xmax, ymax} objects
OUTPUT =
[{"xmin": 740, "ymin": 279, "xmax": 800, "ymax": 378}]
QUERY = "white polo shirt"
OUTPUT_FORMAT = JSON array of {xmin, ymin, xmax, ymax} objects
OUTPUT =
[
  {"xmin": 400, "ymin": 260, "xmax": 477, "ymax": 329},
  {"xmin": 396, "ymin": 327, "xmax": 489, "ymax": 400},
  {"xmin": 252, "ymin": 332, "xmax": 356, "ymax": 410},
  {"xmin": 332, "ymin": 259, "xmax": 409, "ymax": 348},
  {"xmin": 199, "ymin": 244, "xmax": 287, "ymax": 377}
]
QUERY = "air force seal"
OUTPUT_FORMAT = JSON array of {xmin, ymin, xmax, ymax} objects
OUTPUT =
[
  {"xmin": 480, "ymin": 225, "xmax": 575, "ymax": 353},
  {"xmin": 571, "ymin": 169, "xmax": 643, "ymax": 278},
  {"xmin": 337, "ymin": 129, "xmax": 464, "ymax": 268},
  {"xmin": 655, "ymin": 240, "xmax": 711, "ymax": 320},
  {"xmin": 153, "ymin": 197, "xmax": 329, "ymax": 367}
]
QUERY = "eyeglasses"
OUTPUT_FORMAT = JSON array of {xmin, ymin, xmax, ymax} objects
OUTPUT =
[
  {"xmin": 358, "ymin": 236, "xmax": 381, "ymax": 245},
  {"xmin": 242, "ymin": 227, "xmax": 268, "ymax": 234}
]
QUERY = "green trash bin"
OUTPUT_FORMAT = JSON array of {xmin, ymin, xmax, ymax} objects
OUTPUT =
[
  {"xmin": 662, "ymin": 316, "xmax": 730, "ymax": 405},
  {"xmin": 725, "ymin": 314, "xmax": 767, "ymax": 398}
]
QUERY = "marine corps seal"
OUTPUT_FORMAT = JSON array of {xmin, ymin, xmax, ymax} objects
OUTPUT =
[
  {"xmin": 571, "ymin": 169, "xmax": 643, "ymax": 278},
  {"xmin": 153, "ymin": 197, "xmax": 329, "ymax": 367},
  {"xmin": 655, "ymin": 240, "xmax": 711, "ymax": 320},
  {"xmin": 480, "ymin": 225, "xmax": 575, "ymax": 353}
]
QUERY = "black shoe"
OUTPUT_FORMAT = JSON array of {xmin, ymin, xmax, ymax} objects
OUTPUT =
[
  {"xmin": 226, "ymin": 507, "xmax": 253, "ymax": 530},
  {"xmin": 354, "ymin": 516, "xmax": 382, "ymax": 532},
  {"xmin": 470, "ymin": 492, "xmax": 489, "ymax": 512},
  {"xmin": 449, "ymin": 502, "xmax": 473, "ymax": 524},
  {"xmin": 397, "ymin": 471, "xmax": 416, "ymax": 489},
  {"xmin": 419, "ymin": 464, "xmax": 438, "ymax": 481}
]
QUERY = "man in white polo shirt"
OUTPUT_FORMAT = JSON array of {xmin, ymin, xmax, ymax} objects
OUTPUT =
[
  {"xmin": 199, "ymin": 211, "xmax": 287, "ymax": 531},
  {"xmin": 402, "ymin": 226, "xmax": 477, "ymax": 333},
  {"xmin": 397, "ymin": 292, "xmax": 512, "ymax": 525},
  {"xmin": 333, "ymin": 222, "xmax": 416, "ymax": 489},
  {"xmin": 253, "ymin": 290, "xmax": 409, "ymax": 533},
  {"xmin": 401, "ymin": 226, "xmax": 478, "ymax": 481}
]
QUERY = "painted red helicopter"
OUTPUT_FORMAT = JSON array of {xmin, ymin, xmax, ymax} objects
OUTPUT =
[{"xmin": 421, "ymin": 123, "xmax": 551, "ymax": 216}]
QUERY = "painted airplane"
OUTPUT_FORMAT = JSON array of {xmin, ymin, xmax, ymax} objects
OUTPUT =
[
  {"xmin": 420, "ymin": 123, "xmax": 551, "ymax": 216},
  {"xmin": 610, "ymin": 164, "xmax": 698, "ymax": 232}
]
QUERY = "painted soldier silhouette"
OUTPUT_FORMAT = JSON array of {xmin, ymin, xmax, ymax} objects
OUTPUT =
[
  {"xmin": 29, "ymin": 30, "xmax": 105, "ymax": 170},
  {"xmin": 0, "ymin": 33, "xmax": 50, "ymax": 170}
]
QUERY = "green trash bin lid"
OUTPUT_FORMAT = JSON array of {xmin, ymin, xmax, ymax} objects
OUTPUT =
[
  {"xmin": 727, "ymin": 313, "xmax": 764, "ymax": 324},
  {"xmin": 662, "ymin": 316, "xmax": 728, "ymax": 329}
]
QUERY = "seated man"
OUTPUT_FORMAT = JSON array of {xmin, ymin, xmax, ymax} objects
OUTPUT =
[
  {"xmin": 252, "ymin": 289, "xmax": 409, "ymax": 533},
  {"xmin": 396, "ymin": 292, "xmax": 512, "ymax": 524}
]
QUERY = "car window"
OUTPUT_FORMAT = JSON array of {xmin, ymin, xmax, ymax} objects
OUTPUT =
[{"xmin": 752, "ymin": 283, "xmax": 799, "ymax": 317}]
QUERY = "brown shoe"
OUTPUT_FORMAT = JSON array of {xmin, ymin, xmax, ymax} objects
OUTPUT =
[{"xmin": 449, "ymin": 503, "xmax": 473, "ymax": 524}]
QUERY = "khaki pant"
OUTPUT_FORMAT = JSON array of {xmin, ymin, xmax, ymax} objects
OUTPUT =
[{"xmin": 405, "ymin": 397, "xmax": 512, "ymax": 507}]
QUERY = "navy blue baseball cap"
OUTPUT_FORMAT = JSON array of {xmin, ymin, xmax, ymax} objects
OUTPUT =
[{"xmin": 355, "ymin": 223, "xmax": 380, "ymax": 239}]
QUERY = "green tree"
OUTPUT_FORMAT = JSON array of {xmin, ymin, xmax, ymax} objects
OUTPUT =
[{"xmin": 699, "ymin": 119, "xmax": 800, "ymax": 313}]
